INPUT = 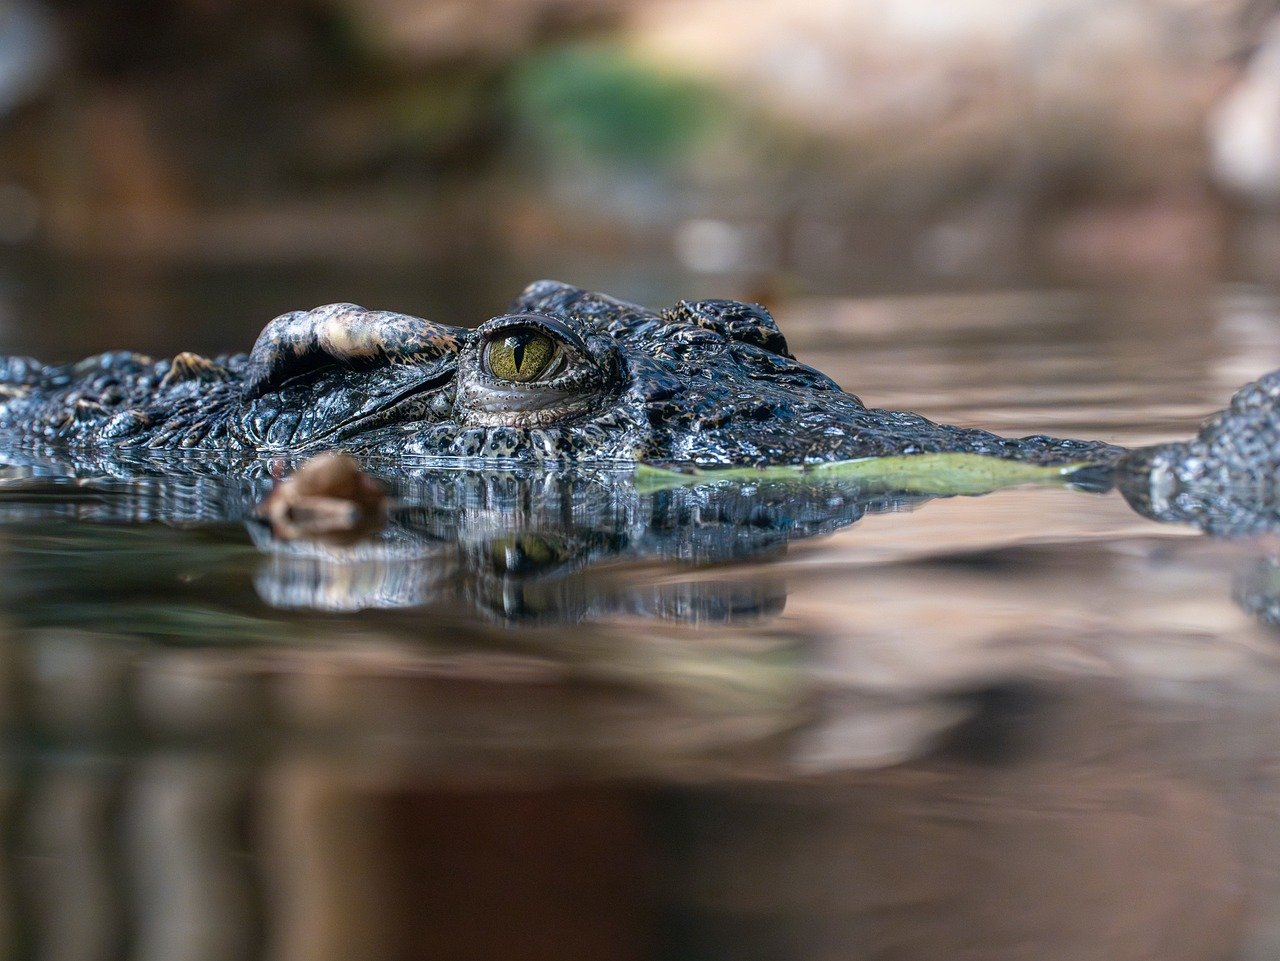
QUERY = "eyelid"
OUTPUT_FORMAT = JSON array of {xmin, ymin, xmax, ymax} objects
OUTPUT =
[{"xmin": 477, "ymin": 313, "xmax": 593, "ymax": 357}]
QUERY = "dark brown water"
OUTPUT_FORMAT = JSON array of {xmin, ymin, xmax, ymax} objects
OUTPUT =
[{"xmin": 1, "ymin": 268, "xmax": 1279, "ymax": 960}]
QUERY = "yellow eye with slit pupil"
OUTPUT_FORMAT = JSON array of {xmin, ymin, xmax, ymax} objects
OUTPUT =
[{"xmin": 486, "ymin": 331, "xmax": 556, "ymax": 383}]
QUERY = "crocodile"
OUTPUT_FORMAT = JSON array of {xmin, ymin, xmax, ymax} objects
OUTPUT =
[{"xmin": 0, "ymin": 279, "xmax": 1273, "ymax": 530}]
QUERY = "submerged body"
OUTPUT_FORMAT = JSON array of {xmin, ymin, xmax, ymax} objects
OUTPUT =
[{"xmin": 0, "ymin": 280, "xmax": 1271, "ymax": 528}]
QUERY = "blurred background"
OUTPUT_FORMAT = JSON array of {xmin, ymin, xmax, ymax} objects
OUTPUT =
[
  {"xmin": 0, "ymin": 0, "xmax": 1279, "ymax": 354},
  {"xmin": 10, "ymin": 7, "xmax": 1280, "ymax": 960}
]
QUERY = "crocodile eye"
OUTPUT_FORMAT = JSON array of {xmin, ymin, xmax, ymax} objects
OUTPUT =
[
  {"xmin": 485, "ymin": 330, "xmax": 557, "ymax": 383},
  {"xmin": 462, "ymin": 313, "xmax": 613, "ymax": 428}
]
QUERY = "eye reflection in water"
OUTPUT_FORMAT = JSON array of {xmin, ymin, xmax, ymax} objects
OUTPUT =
[
  {"xmin": 0, "ymin": 456, "xmax": 1277, "ymax": 958},
  {"xmin": 248, "ymin": 464, "xmax": 882, "ymax": 622}
]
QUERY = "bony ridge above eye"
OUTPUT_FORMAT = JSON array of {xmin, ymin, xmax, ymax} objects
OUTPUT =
[{"xmin": 484, "ymin": 328, "xmax": 558, "ymax": 383}]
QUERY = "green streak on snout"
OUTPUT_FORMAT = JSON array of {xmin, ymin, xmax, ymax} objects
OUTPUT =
[{"xmin": 635, "ymin": 453, "xmax": 1092, "ymax": 495}]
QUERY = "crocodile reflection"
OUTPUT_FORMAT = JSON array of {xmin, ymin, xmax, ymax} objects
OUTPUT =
[
  {"xmin": 0, "ymin": 454, "xmax": 983, "ymax": 621},
  {"xmin": 256, "ymin": 457, "xmax": 1280, "ymax": 624},
  {"xmin": 250, "ymin": 467, "xmax": 929, "ymax": 620},
  {"xmin": 5, "ymin": 451, "xmax": 1280, "ymax": 625}
]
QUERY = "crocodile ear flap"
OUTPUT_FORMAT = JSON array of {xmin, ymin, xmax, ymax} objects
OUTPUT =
[
  {"xmin": 243, "ymin": 303, "xmax": 466, "ymax": 399},
  {"xmin": 660, "ymin": 300, "xmax": 794, "ymax": 359}
]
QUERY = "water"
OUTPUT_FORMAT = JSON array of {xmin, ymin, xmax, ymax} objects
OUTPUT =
[{"xmin": 0, "ymin": 277, "xmax": 1279, "ymax": 959}]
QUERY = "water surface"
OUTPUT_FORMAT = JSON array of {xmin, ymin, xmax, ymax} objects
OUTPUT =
[{"xmin": 0, "ymin": 281, "xmax": 1279, "ymax": 960}]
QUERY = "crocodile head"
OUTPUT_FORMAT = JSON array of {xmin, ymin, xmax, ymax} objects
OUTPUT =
[
  {"xmin": 227, "ymin": 281, "xmax": 1111, "ymax": 467},
  {"xmin": 0, "ymin": 281, "xmax": 1121, "ymax": 468},
  {"xmin": 124, "ymin": 279, "xmax": 875, "ymax": 465},
  {"xmin": 345, "ymin": 280, "xmax": 869, "ymax": 464}
]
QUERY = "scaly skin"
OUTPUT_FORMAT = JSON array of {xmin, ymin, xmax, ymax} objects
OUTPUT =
[
  {"xmin": 0, "ymin": 279, "xmax": 1275, "ymax": 531},
  {"xmin": 1112, "ymin": 370, "xmax": 1280, "ymax": 534},
  {"xmin": 0, "ymin": 280, "xmax": 1123, "ymax": 468}
]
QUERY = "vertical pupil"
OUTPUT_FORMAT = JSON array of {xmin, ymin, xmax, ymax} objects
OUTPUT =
[
  {"xmin": 488, "ymin": 330, "xmax": 553, "ymax": 381},
  {"xmin": 507, "ymin": 335, "xmax": 527, "ymax": 372}
]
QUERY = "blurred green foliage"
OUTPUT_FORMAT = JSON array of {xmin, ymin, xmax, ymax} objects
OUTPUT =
[{"xmin": 509, "ymin": 44, "xmax": 724, "ymax": 169}]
